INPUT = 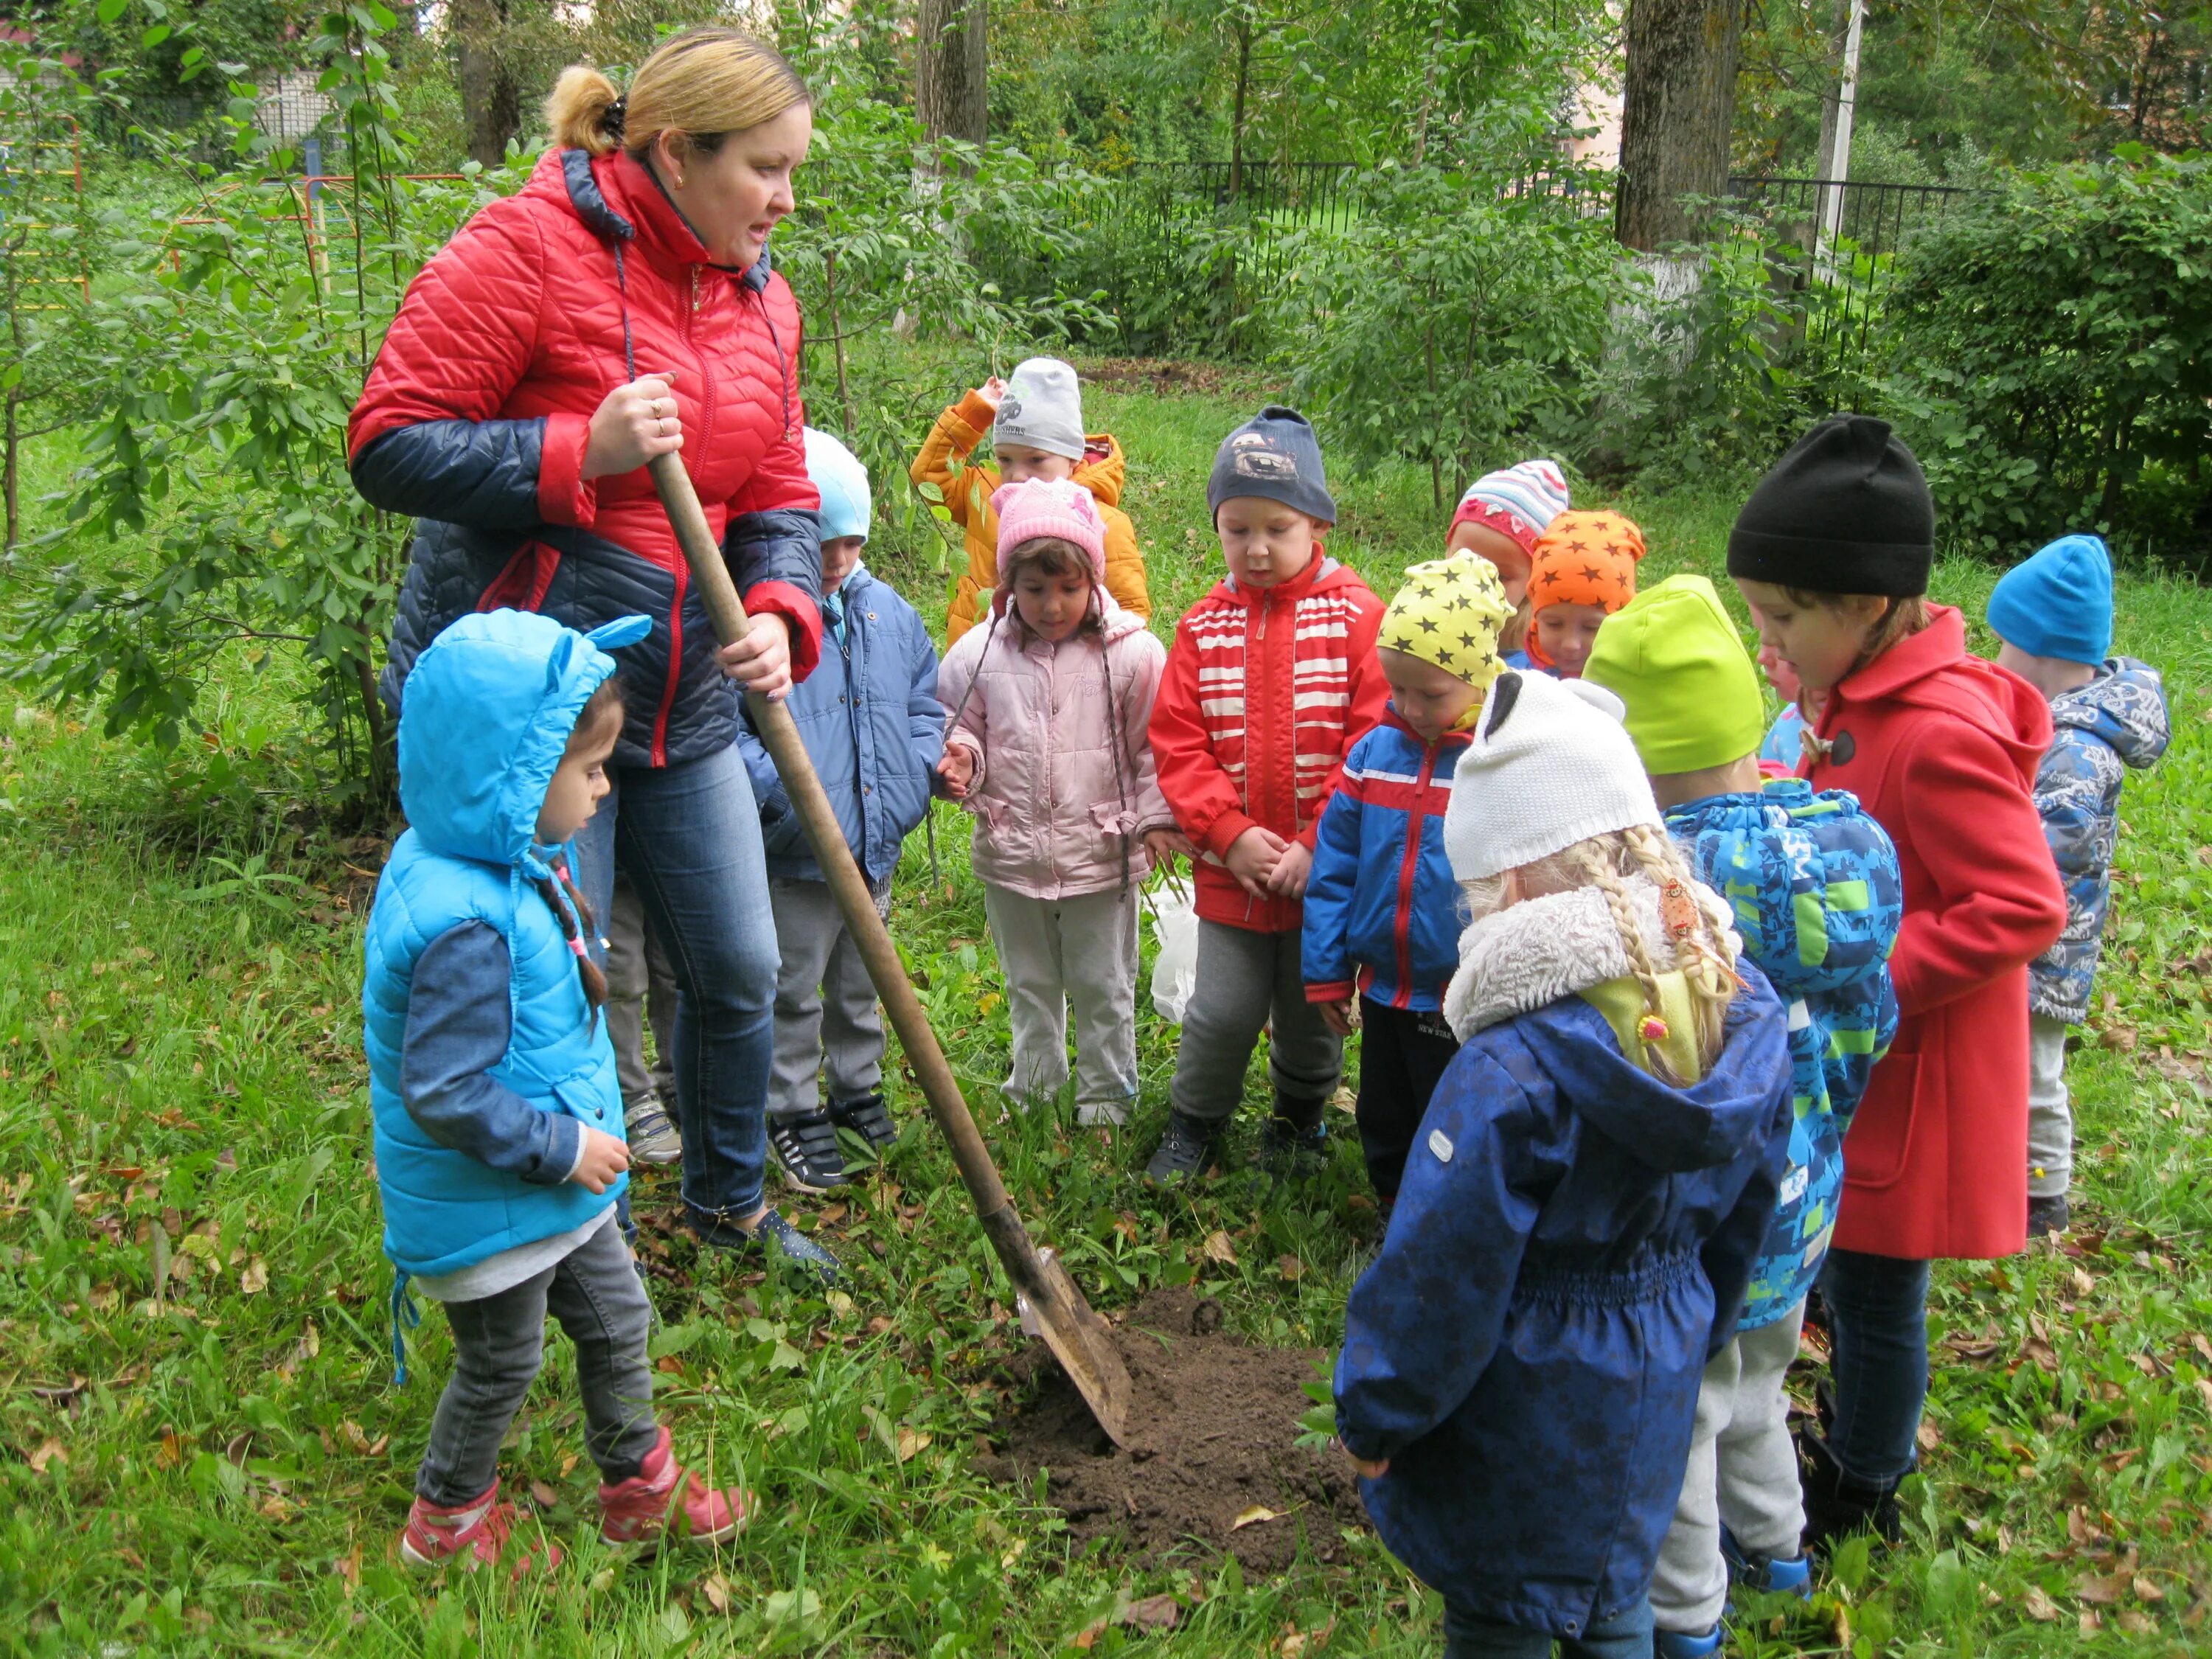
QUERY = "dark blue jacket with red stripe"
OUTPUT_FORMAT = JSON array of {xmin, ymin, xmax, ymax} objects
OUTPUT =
[
  {"xmin": 349, "ymin": 146, "xmax": 823, "ymax": 770},
  {"xmin": 1302, "ymin": 709, "xmax": 1468, "ymax": 1012}
]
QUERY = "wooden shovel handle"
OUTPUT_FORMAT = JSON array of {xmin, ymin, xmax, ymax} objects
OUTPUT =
[{"xmin": 644, "ymin": 454, "xmax": 1052, "ymax": 1297}]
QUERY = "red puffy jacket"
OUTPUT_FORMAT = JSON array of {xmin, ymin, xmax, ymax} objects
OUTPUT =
[
  {"xmin": 349, "ymin": 146, "xmax": 821, "ymax": 768},
  {"xmin": 1807, "ymin": 606, "xmax": 2065, "ymax": 1260}
]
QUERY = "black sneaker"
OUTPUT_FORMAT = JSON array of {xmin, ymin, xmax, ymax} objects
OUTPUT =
[
  {"xmin": 1144, "ymin": 1110, "xmax": 1220, "ymax": 1183},
  {"xmin": 829, "ymin": 1093, "xmax": 898, "ymax": 1158},
  {"xmin": 768, "ymin": 1109, "xmax": 848, "ymax": 1193},
  {"xmin": 1259, "ymin": 1116, "xmax": 1329, "ymax": 1176},
  {"xmin": 2026, "ymin": 1192, "xmax": 2070, "ymax": 1236},
  {"xmin": 690, "ymin": 1208, "xmax": 841, "ymax": 1284}
]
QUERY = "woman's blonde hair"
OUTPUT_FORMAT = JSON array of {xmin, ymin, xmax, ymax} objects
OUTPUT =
[
  {"xmin": 544, "ymin": 27, "xmax": 809, "ymax": 161},
  {"xmin": 1514, "ymin": 825, "xmax": 1740, "ymax": 1082}
]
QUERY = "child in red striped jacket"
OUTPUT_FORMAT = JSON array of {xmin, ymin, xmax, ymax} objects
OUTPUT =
[{"xmin": 1143, "ymin": 407, "xmax": 1390, "ymax": 1183}]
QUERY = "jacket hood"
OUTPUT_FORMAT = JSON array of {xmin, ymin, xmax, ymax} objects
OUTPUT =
[
  {"xmin": 1073, "ymin": 434, "xmax": 1126, "ymax": 507},
  {"xmin": 2051, "ymin": 656, "xmax": 2169, "ymax": 770},
  {"xmin": 1537, "ymin": 972, "xmax": 1792, "ymax": 1176},
  {"xmin": 1211, "ymin": 548, "xmax": 1358, "ymax": 608},
  {"xmin": 531, "ymin": 146, "xmax": 773, "ymax": 291},
  {"xmin": 1832, "ymin": 605, "xmax": 2051, "ymax": 782},
  {"xmin": 397, "ymin": 608, "xmax": 650, "ymax": 871}
]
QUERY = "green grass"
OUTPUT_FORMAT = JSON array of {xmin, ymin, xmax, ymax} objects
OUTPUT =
[{"xmin": 1, "ymin": 352, "xmax": 2208, "ymax": 1655}]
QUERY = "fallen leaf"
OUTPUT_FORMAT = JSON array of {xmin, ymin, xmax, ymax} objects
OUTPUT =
[
  {"xmin": 1118, "ymin": 1593, "xmax": 1180, "ymax": 1632},
  {"xmin": 239, "ymin": 1258, "xmax": 268, "ymax": 1295},
  {"xmin": 2070, "ymin": 1267, "xmax": 2095, "ymax": 1298},
  {"xmin": 894, "ymin": 1426, "xmax": 932, "ymax": 1463},
  {"xmin": 1917, "ymin": 1421, "xmax": 1942, "ymax": 1452},
  {"xmin": 700, "ymin": 1571, "xmax": 734, "ymax": 1614},
  {"xmin": 2079, "ymin": 1609, "xmax": 2102, "ymax": 1635},
  {"xmin": 338, "ymin": 1420, "xmax": 373, "ymax": 1456},
  {"xmin": 2134, "ymin": 1576, "xmax": 2166, "ymax": 1604},
  {"xmin": 1201, "ymin": 1230, "xmax": 1237, "ymax": 1266},
  {"xmin": 2023, "ymin": 1585, "xmax": 2061, "ymax": 1622},
  {"xmin": 26, "ymin": 1439, "xmax": 66, "ymax": 1474},
  {"xmin": 1232, "ymin": 1505, "xmax": 1283, "ymax": 1529},
  {"xmin": 529, "ymin": 1479, "xmax": 557, "ymax": 1511},
  {"xmin": 2079, "ymin": 1572, "xmax": 2128, "ymax": 1605},
  {"xmin": 2119, "ymin": 1611, "xmax": 2159, "ymax": 1635},
  {"xmin": 1277, "ymin": 1253, "xmax": 1304, "ymax": 1282}
]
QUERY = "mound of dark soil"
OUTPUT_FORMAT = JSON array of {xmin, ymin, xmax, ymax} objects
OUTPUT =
[{"xmin": 981, "ymin": 1288, "xmax": 1368, "ymax": 1571}]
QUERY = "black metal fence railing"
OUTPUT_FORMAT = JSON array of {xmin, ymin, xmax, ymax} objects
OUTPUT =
[{"xmin": 1723, "ymin": 175, "xmax": 1975, "ymax": 263}]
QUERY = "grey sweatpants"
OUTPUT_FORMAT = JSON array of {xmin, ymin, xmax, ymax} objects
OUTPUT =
[
  {"xmin": 1650, "ymin": 1300, "xmax": 1807, "ymax": 1634},
  {"xmin": 2027, "ymin": 1012, "xmax": 2072, "ymax": 1197},
  {"xmin": 416, "ymin": 1217, "xmax": 658, "ymax": 1506},
  {"xmin": 605, "ymin": 876, "xmax": 677, "ymax": 1113},
  {"xmin": 1169, "ymin": 919, "xmax": 1343, "ymax": 1123},
  {"xmin": 767, "ymin": 874, "xmax": 891, "ymax": 1121},
  {"xmin": 982, "ymin": 883, "xmax": 1140, "ymax": 1123}
]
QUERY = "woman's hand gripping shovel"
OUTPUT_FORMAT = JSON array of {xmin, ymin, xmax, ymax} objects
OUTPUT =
[{"xmin": 647, "ymin": 453, "xmax": 1133, "ymax": 1447}]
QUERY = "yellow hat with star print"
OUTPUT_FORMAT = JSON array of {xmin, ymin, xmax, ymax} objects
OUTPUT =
[{"xmin": 1377, "ymin": 549, "xmax": 1515, "ymax": 690}]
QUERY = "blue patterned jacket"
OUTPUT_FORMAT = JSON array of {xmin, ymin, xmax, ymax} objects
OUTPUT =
[
  {"xmin": 1666, "ymin": 779, "xmax": 1901, "ymax": 1328},
  {"xmin": 2029, "ymin": 658, "xmax": 2168, "ymax": 1024}
]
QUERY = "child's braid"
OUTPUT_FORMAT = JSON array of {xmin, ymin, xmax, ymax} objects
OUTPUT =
[
  {"xmin": 1576, "ymin": 842, "xmax": 1679, "ymax": 1073},
  {"xmin": 538, "ymin": 857, "xmax": 609, "ymax": 1010}
]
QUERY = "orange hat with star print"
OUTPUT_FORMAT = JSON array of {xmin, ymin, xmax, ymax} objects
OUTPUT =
[{"xmin": 1526, "ymin": 510, "xmax": 1646, "ymax": 619}]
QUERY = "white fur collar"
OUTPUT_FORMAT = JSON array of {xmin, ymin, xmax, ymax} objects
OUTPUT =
[{"xmin": 1442, "ymin": 874, "xmax": 1740, "ymax": 1043}]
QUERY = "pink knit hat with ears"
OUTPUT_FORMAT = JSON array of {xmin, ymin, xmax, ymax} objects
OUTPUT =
[{"xmin": 991, "ymin": 478, "xmax": 1107, "ymax": 583}]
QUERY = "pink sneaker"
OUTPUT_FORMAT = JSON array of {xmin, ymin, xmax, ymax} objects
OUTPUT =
[
  {"xmin": 597, "ymin": 1427, "xmax": 748, "ymax": 1548},
  {"xmin": 398, "ymin": 1480, "xmax": 562, "ymax": 1576}
]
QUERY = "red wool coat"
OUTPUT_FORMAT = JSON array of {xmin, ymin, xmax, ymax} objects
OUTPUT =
[{"xmin": 1805, "ymin": 606, "xmax": 2065, "ymax": 1260}]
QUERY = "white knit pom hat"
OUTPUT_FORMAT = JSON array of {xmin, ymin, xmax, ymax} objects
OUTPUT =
[
  {"xmin": 992, "ymin": 357, "xmax": 1087, "ymax": 462},
  {"xmin": 1442, "ymin": 669, "xmax": 1664, "ymax": 882}
]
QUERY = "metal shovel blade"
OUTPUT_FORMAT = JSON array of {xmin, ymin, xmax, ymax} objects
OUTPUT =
[{"xmin": 1017, "ymin": 1248, "xmax": 1133, "ymax": 1446}]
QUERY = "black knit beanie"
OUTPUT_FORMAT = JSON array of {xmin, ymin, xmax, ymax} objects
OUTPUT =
[
  {"xmin": 1208, "ymin": 406, "xmax": 1337, "ymax": 527},
  {"xmin": 1726, "ymin": 414, "xmax": 1935, "ymax": 597}
]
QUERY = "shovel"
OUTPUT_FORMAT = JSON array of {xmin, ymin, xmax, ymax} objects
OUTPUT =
[{"xmin": 647, "ymin": 453, "xmax": 1133, "ymax": 1447}]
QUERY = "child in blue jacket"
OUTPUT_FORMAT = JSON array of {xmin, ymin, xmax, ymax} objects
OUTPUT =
[
  {"xmin": 740, "ymin": 430, "xmax": 945, "ymax": 1192},
  {"xmin": 1304, "ymin": 549, "xmax": 1514, "ymax": 1206},
  {"xmin": 367, "ymin": 611, "xmax": 747, "ymax": 1573},
  {"xmin": 1335, "ymin": 669, "xmax": 1793, "ymax": 1659},
  {"xmin": 1986, "ymin": 535, "xmax": 2169, "ymax": 1234},
  {"xmin": 1587, "ymin": 576, "xmax": 1902, "ymax": 1655}
]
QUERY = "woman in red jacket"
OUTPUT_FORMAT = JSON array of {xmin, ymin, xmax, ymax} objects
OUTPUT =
[
  {"xmin": 349, "ymin": 29, "xmax": 838, "ymax": 1278},
  {"xmin": 1729, "ymin": 416, "xmax": 2065, "ymax": 1550}
]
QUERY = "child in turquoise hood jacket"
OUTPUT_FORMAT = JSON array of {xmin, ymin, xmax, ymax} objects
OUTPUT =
[{"xmin": 367, "ymin": 609, "xmax": 750, "ymax": 1573}]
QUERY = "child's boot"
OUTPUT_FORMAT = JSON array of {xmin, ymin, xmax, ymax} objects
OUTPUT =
[
  {"xmin": 1144, "ymin": 1109, "xmax": 1220, "ymax": 1183},
  {"xmin": 598, "ymin": 1427, "xmax": 750, "ymax": 1549},
  {"xmin": 400, "ymin": 1480, "xmax": 561, "ymax": 1576},
  {"xmin": 1721, "ymin": 1525, "xmax": 1813, "ymax": 1598},
  {"xmin": 1259, "ymin": 1093, "xmax": 1329, "ymax": 1175},
  {"xmin": 2026, "ymin": 1192, "xmax": 2070, "ymax": 1236},
  {"xmin": 1655, "ymin": 1627, "xmax": 1724, "ymax": 1658},
  {"xmin": 1798, "ymin": 1430, "xmax": 1902, "ymax": 1554}
]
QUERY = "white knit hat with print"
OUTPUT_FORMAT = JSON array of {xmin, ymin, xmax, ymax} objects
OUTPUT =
[
  {"xmin": 992, "ymin": 357, "xmax": 1087, "ymax": 462},
  {"xmin": 1443, "ymin": 669, "xmax": 1663, "ymax": 881}
]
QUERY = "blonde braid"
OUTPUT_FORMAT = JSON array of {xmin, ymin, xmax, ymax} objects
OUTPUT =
[
  {"xmin": 1621, "ymin": 824, "xmax": 1739, "ymax": 1068},
  {"xmin": 1573, "ymin": 838, "xmax": 1686, "ymax": 1079}
]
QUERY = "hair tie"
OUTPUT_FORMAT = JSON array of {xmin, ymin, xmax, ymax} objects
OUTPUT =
[
  {"xmin": 1638, "ymin": 1015, "xmax": 1670, "ymax": 1046},
  {"xmin": 604, "ymin": 94, "xmax": 627, "ymax": 139}
]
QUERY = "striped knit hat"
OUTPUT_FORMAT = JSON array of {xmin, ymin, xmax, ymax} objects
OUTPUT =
[{"xmin": 1450, "ymin": 460, "xmax": 1572, "ymax": 556}]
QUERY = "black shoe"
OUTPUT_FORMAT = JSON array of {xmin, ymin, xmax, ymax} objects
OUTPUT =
[
  {"xmin": 1144, "ymin": 1110, "xmax": 1220, "ymax": 1183},
  {"xmin": 689, "ymin": 1207, "xmax": 842, "ymax": 1284},
  {"xmin": 1798, "ymin": 1428, "xmax": 1902, "ymax": 1555},
  {"xmin": 1259, "ymin": 1096, "xmax": 1329, "ymax": 1175},
  {"xmin": 768, "ymin": 1108, "xmax": 848, "ymax": 1193},
  {"xmin": 830, "ymin": 1092, "xmax": 898, "ymax": 1158},
  {"xmin": 2027, "ymin": 1192, "xmax": 2070, "ymax": 1236}
]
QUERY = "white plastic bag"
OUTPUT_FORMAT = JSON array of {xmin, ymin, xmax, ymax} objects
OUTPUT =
[{"xmin": 1147, "ymin": 875, "xmax": 1199, "ymax": 1025}]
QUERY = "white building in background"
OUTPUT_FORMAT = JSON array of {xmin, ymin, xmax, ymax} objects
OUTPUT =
[
  {"xmin": 1562, "ymin": 3, "xmax": 1624, "ymax": 170},
  {"xmin": 256, "ymin": 69, "xmax": 333, "ymax": 145}
]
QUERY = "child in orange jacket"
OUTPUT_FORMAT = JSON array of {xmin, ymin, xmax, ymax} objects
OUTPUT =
[
  {"xmin": 1143, "ymin": 406, "xmax": 1389, "ymax": 1184},
  {"xmin": 911, "ymin": 357, "xmax": 1150, "ymax": 642}
]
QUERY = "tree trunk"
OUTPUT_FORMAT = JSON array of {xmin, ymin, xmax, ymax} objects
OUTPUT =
[
  {"xmin": 451, "ymin": 0, "xmax": 521, "ymax": 168},
  {"xmin": 1615, "ymin": 0, "xmax": 1744, "ymax": 251},
  {"xmin": 917, "ymin": 0, "xmax": 988, "ymax": 148}
]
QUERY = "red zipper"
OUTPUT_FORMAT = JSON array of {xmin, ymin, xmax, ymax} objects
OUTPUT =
[{"xmin": 1389, "ymin": 739, "xmax": 1438, "ymax": 1008}]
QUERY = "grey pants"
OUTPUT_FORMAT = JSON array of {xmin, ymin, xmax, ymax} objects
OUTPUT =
[
  {"xmin": 2027, "ymin": 1012, "xmax": 2071, "ymax": 1197},
  {"xmin": 1169, "ymin": 919, "xmax": 1343, "ymax": 1122},
  {"xmin": 416, "ymin": 1218, "xmax": 658, "ymax": 1506},
  {"xmin": 605, "ymin": 875, "xmax": 677, "ymax": 1113},
  {"xmin": 1650, "ymin": 1300, "xmax": 1807, "ymax": 1633},
  {"xmin": 768, "ymin": 874, "xmax": 891, "ymax": 1121},
  {"xmin": 983, "ymin": 883, "xmax": 1141, "ymax": 1122}
]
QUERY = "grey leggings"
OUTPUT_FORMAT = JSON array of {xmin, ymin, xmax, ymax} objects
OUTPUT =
[
  {"xmin": 416, "ymin": 1219, "xmax": 659, "ymax": 1506},
  {"xmin": 1169, "ymin": 920, "xmax": 1343, "ymax": 1122}
]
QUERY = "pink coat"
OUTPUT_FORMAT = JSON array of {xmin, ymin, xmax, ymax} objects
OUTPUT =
[{"xmin": 938, "ymin": 593, "xmax": 1172, "ymax": 900}]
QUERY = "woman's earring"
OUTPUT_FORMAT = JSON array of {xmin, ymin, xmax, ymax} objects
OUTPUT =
[{"xmin": 675, "ymin": 173, "xmax": 686, "ymax": 187}]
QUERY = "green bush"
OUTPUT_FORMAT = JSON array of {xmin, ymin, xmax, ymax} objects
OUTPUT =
[{"xmin": 1880, "ymin": 150, "xmax": 2212, "ymax": 565}]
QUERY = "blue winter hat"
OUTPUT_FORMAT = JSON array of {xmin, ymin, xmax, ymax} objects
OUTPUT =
[
  {"xmin": 1986, "ymin": 534, "xmax": 2112, "ymax": 666},
  {"xmin": 1208, "ymin": 405, "xmax": 1336, "ymax": 527},
  {"xmin": 804, "ymin": 426, "xmax": 871, "ymax": 544}
]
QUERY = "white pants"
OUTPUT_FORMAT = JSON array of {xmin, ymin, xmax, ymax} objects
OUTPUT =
[
  {"xmin": 1650, "ymin": 1301, "xmax": 1807, "ymax": 1634},
  {"xmin": 981, "ymin": 883, "xmax": 1140, "ymax": 1124},
  {"xmin": 2027, "ymin": 1013, "xmax": 2072, "ymax": 1198}
]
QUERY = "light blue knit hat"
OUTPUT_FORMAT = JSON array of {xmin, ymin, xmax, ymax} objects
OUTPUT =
[
  {"xmin": 804, "ymin": 427, "xmax": 872, "ymax": 544},
  {"xmin": 1986, "ymin": 534, "xmax": 2112, "ymax": 666}
]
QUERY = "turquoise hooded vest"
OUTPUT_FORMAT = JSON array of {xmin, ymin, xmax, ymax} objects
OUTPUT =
[{"xmin": 363, "ymin": 608, "xmax": 648, "ymax": 1280}]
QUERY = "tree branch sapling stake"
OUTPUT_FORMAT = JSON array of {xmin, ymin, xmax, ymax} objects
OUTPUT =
[{"xmin": 644, "ymin": 451, "xmax": 1133, "ymax": 1447}]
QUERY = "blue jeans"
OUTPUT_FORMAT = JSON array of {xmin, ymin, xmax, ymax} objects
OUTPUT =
[
  {"xmin": 576, "ymin": 743, "xmax": 779, "ymax": 1228},
  {"xmin": 1441, "ymin": 1597, "xmax": 1652, "ymax": 1659},
  {"xmin": 1817, "ymin": 1248, "xmax": 1933, "ymax": 1485}
]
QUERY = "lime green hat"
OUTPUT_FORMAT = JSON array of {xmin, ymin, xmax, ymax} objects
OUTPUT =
[{"xmin": 1584, "ymin": 574, "xmax": 1764, "ymax": 775}]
